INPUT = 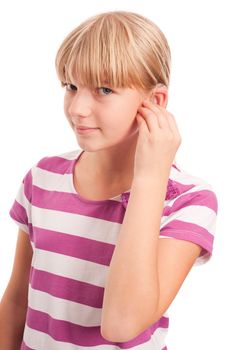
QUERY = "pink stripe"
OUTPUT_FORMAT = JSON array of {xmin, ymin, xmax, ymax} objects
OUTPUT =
[
  {"xmin": 37, "ymin": 155, "xmax": 76, "ymax": 174},
  {"xmin": 163, "ymin": 189, "xmax": 218, "ymax": 216},
  {"xmin": 160, "ymin": 219, "xmax": 213, "ymax": 253},
  {"xmin": 32, "ymin": 185, "xmax": 125, "ymax": 222},
  {"xmin": 26, "ymin": 307, "xmax": 168, "ymax": 347},
  {"xmin": 9, "ymin": 200, "xmax": 28, "ymax": 226},
  {"xmin": 167, "ymin": 180, "xmax": 195, "ymax": 199},
  {"xmin": 29, "ymin": 267, "xmax": 104, "ymax": 308},
  {"xmin": 32, "ymin": 226, "xmax": 115, "ymax": 265}
]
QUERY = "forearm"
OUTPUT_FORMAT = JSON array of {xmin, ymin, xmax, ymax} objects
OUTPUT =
[
  {"xmin": 0, "ymin": 298, "xmax": 26, "ymax": 349},
  {"xmin": 101, "ymin": 174, "xmax": 169, "ymax": 341}
]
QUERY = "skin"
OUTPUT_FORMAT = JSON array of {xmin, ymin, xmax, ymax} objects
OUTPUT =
[
  {"xmin": 134, "ymin": 98, "xmax": 181, "ymax": 180},
  {"xmin": 63, "ymin": 77, "xmax": 187, "ymax": 342},
  {"xmin": 0, "ymin": 74, "xmax": 200, "ymax": 346},
  {"xmin": 63, "ymin": 78, "xmax": 171, "ymax": 186}
]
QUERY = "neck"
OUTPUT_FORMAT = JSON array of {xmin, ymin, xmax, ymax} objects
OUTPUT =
[{"xmin": 81, "ymin": 133, "xmax": 138, "ymax": 184}]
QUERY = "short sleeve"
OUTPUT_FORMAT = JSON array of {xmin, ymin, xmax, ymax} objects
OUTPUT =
[
  {"xmin": 9, "ymin": 168, "xmax": 33, "ymax": 235},
  {"xmin": 160, "ymin": 186, "xmax": 218, "ymax": 266}
]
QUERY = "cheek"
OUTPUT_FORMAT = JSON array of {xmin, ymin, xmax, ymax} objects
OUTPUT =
[
  {"xmin": 63, "ymin": 93, "xmax": 73, "ymax": 115},
  {"xmin": 111, "ymin": 103, "xmax": 139, "ymax": 130},
  {"xmin": 122, "ymin": 106, "xmax": 139, "ymax": 128},
  {"xmin": 63, "ymin": 102, "xmax": 73, "ymax": 127},
  {"xmin": 111, "ymin": 112, "xmax": 138, "ymax": 135},
  {"xmin": 63, "ymin": 98, "xmax": 69, "ymax": 115},
  {"xmin": 122, "ymin": 99, "xmax": 140, "ymax": 116}
]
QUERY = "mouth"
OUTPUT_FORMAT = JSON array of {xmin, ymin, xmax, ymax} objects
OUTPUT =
[
  {"xmin": 75, "ymin": 127, "xmax": 100, "ymax": 135},
  {"xmin": 77, "ymin": 126, "xmax": 98, "ymax": 130}
]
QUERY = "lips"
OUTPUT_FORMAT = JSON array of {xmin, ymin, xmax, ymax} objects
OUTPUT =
[
  {"xmin": 76, "ymin": 126, "xmax": 98, "ymax": 130},
  {"xmin": 74, "ymin": 126, "xmax": 100, "ymax": 135}
]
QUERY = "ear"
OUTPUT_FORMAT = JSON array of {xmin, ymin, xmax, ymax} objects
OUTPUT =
[{"xmin": 149, "ymin": 84, "xmax": 168, "ymax": 108}]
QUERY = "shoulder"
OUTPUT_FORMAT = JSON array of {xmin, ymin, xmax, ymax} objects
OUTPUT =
[
  {"xmin": 31, "ymin": 149, "xmax": 82, "ymax": 175},
  {"xmin": 161, "ymin": 164, "xmax": 218, "ymax": 265},
  {"xmin": 166, "ymin": 164, "xmax": 218, "ymax": 213}
]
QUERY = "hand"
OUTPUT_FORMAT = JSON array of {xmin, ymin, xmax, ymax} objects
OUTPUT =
[{"xmin": 133, "ymin": 99, "xmax": 182, "ymax": 180}]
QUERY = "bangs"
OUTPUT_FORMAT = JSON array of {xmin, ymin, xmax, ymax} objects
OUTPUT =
[{"xmin": 56, "ymin": 14, "xmax": 154, "ymax": 92}]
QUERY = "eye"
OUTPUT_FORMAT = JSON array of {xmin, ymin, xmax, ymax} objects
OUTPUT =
[
  {"xmin": 97, "ymin": 87, "xmax": 113, "ymax": 96},
  {"xmin": 61, "ymin": 82, "xmax": 113, "ymax": 95},
  {"xmin": 63, "ymin": 83, "xmax": 77, "ymax": 91}
]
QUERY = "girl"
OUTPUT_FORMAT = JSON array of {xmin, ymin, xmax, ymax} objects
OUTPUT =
[{"xmin": 0, "ymin": 10, "xmax": 218, "ymax": 349}]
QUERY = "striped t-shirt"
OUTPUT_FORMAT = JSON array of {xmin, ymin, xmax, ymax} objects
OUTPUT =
[{"xmin": 9, "ymin": 149, "xmax": 218, "ymax": 350}]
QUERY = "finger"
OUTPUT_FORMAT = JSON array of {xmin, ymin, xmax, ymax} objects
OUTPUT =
[
  {"xmin": 138, "ymin": 106, "xmax": 159, "ymax": 132},
  {"xmin": 142, "ymin": 101, "xmax": 170, "ymax": 130},
  {"xmin": 136, "ymin": 112, "xmax": 150, "ymax": 133},
  {"xmin": 144, "ymin": 102, "xmax": 180, "ymax": 137}
]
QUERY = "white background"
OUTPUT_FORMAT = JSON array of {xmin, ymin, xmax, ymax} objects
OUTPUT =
[{"xmin": 0, "ymin": 1, "xmax": 229, "ymax": 349}]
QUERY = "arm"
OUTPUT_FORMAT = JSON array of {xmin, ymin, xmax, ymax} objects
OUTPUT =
[
  {"xmin": 0, "ymin": 229, "xmax": 33, "ymax": 349},
  {"xmin": 101, "ymin": 98, "xmax": 201, "ymax": 342},
  {"xmin": 100, "ymin": 177, "xmax": 202, "ymax": 342}
]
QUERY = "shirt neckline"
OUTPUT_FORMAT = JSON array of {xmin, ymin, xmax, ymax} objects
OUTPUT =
[
  {"xmin": 69, "ymin": 149, "xmax": 179, "ymax": 205},
  {"xmin": 70, "ymin": 149, "xmax": 131, "ymax": 204}
]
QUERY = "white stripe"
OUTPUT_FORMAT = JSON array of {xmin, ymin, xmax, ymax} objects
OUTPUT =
[
  {"xmin": 160, "ymin": 204, "xmax": 216, "ymax": 236},
  {"xmin": 194, "ymin": 251, "xmax": 212, "ymax": 266},
  {"xmin": 57, "ymin": 149, "xmax": 82, "ymax": 160},
  {"xmin": 14, "ymin": 182, "xmax": 31, "ymax": 219},
  {"xmin": 170, "ymin": 165, "xmax": 214, "ymax": 188},
  {"xmin": 33, "ymin": 167, "xmax": 75, "ymax": 193},
  {"xmin": 23, "ymin": 323, "xmax": 168, "ymax": 349},
  {"xmin": 31, "ymin": 206, "xmax": 121, "ymax": 244},
  {"xmin": 32, "ymin": 248, "xmax": 108, "ymax": 287},
  {"xmin": 28, "ymin": 285, "xmax": 102, "ymax": 326}
]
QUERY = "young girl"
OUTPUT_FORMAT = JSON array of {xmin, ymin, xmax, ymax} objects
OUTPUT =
[{"xmin": 0, "ymin": 10, "xmax": 218, "ymax": 350}]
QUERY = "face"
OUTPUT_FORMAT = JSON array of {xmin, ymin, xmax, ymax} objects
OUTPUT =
[{"xmin": 63, "ymin": 79, "xmax": 147, "ymax": 152}]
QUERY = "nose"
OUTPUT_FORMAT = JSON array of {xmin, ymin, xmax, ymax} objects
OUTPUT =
[{"xmin": 67, "ymin": 89, "xmax": 93, "ymax": 120}]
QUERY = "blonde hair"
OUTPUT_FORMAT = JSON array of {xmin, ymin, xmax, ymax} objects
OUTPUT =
[{"xmin": 55, "ymin": 10, "xmax": 171, "ymax": 93}]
